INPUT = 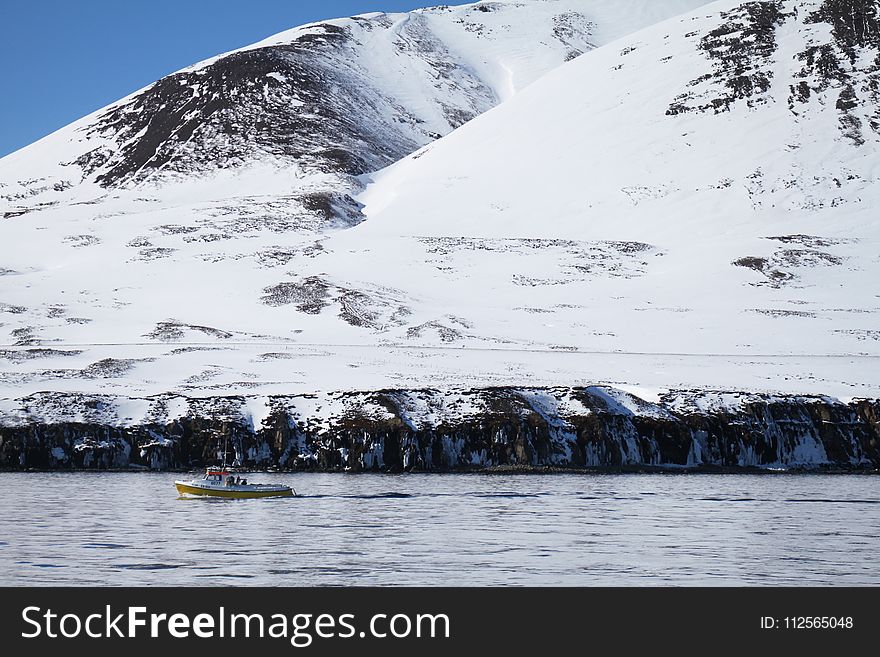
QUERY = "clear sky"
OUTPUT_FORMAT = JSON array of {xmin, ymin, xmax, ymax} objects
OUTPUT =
[{"xmin": 0, "ymin": 0, "xmax": 431, "ymax": 157}]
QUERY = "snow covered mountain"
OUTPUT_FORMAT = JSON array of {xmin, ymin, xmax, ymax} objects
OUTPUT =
[{"xmin": 1, "ymin": 0, "xmax": 878, "ymax": 450}]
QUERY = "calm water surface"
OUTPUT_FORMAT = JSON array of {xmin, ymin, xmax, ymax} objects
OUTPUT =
[{"xmin": 0, "ymin": 472, "xmax": 877, "ymax": 586}]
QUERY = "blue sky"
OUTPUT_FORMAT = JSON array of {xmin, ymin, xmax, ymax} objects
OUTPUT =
[{"xmin": 0, "ymin": 0, "xmax": 430, "ymax": 157}]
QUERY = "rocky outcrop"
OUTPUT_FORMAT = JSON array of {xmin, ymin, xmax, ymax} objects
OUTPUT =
[{"xmin": 1, "ymin": 387, "xmax": 877, "ymax": 472}]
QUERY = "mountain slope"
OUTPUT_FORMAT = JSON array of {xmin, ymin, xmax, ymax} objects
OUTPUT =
[{"xmin": 312, "ymin": 0, "xmax": 879, "ymax": 395}]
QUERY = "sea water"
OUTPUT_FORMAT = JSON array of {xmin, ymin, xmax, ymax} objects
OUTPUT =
[{"xmin": 0, "ymin": 472, "xmax": 877, "ymax": 586}]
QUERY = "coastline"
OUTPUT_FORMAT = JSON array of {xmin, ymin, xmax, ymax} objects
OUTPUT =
[
  {"xmin": 3, "ymin": 385, "xmax": 878, "ymax": 473},
  {"xmin": 2, "ymin": 465, "xmax": 878, "ymax": 474}
]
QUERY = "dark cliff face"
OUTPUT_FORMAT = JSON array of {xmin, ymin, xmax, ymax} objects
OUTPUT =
[{"xmin": 1, "ymin": 387, "xmax": 877, "ymax": 472}]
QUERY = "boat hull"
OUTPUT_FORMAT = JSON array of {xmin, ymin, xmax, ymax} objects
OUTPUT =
[{"xmin": 175, "ymin": 481, "xmax": 293, "ymax": 499}]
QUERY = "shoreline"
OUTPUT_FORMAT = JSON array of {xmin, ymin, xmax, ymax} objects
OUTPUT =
[
  {"xmin": 2, "ymin": 465, "xmax": 878, "ymax": 475},
  {"xmin": 3, "ymin": 386, "xmax": 879, "ymax": 472}
]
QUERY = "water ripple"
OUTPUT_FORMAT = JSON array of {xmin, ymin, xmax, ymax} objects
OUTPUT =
[{"xmin": 0, "ymin": 472, "xmax": 877, "ymax": 585}]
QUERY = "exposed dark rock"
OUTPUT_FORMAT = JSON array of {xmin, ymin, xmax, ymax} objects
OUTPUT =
[
  {"xmin": 0, "ymin": 348, "xmax": 82, "ymax": 362},
  {"xmin": 261, "ymin": 277, "xmax": 332, "ymax": 313},
  {"xmin": 72, "ymin": 17, "xmax": 490, "ymax": 189},
  {"xmin": 790, "ymin": 0, "xmax": 880, "ymax": 143},
  {"xmin": 733, "ymin": 234, "xmax": 846, "ymax": 287},
  {"xmin": 146, "ymin": 321, "xmax": 234, "ymax": 341},
  {"xmin": 668, "ymin": 1, "xmax": 789, "ymax": 115},
  {"xmin": 669, "ymin": 0, "xmax": 879, "ymax": 138},
  {"xmin": 1, "ymin": 387, "xmax": 877, "ymax": 472},
  {"xmin": 261, "ymin": 276, "xmax": 410, "ymax": 328}
]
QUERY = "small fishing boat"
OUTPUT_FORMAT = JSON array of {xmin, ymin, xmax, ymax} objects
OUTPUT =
[
  {"xmin": 175, "ymin": 468, "xmax": 294, "ymax": 499},
  {"xmin": 175, "ymin": 430, "xmax": 294, "ymax": 499}
]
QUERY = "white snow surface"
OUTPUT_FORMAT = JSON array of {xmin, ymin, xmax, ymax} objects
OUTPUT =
[{"xmin": 0, "ymin": 0, "xmax": 878, "ymax": 420}]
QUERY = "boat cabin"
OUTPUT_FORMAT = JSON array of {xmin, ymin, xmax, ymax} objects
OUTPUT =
[
  {"xmin": 204, "ymin": 469, "xmax": 229, "ymax": 483},
  {"xmin": 203, "ymin": 469, "xmax": 247, "ymax": 486}
]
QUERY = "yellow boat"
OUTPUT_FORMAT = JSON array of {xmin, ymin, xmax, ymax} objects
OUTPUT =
[{"xmin": 175, "ymin": 469, "xmax": 294, "ymax": 499}]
